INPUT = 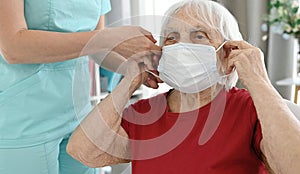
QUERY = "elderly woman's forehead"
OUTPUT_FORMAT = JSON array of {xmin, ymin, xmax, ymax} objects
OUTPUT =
[
  {"xmin": 166, "ymin": 18, "xmax": 209, "ymax": 30},
  {"xmin": 165, "ymin": 17, "xmax": 211, "ymax": 34},
  {"xmin": 165, "ymin": 9, "xmax": 212, "ymax": 31}
]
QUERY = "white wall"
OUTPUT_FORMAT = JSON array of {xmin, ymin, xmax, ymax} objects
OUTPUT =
[{"xmin": 139, "ymin": 0, "xmax": 182, "ymax": 16}]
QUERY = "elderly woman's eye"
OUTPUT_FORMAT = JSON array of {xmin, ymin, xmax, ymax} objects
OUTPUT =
[
  {"xmin": 166, "ymin": 32, "xmax": 179, "ymax": 40},
  {"xmin": 164, "ymin": 32, "xmax": 180, "ymax": 45},
  {"xmin": 192, "ymin": 31, "xmax": 207, "ymax": 40},
  {"xmin": 190, "ymin": 31, "xmax": 209, "ymax": 44},
  {"xmin": 196, "ymin": 34, "xmax": 205, "ymax": 40},
  {"xmin": 167, "ymin": 36, "xmax": 176, "ymax": 40}
]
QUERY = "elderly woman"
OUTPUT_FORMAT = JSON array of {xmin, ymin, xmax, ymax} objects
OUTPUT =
[{"xmin": 67, "ymin": 0, "xmax": 300, "ymax": 173}]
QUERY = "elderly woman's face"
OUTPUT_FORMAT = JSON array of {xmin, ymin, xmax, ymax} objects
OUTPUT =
[
  {"xmin": 163, "ymin": 9, "xmax": 227, "ymax": 74},
  {"xmin": 163, "ymin": 9, "xmax": 223, "ymax": 49}
]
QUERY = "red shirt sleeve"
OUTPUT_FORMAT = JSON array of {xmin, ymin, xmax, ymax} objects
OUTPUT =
[
  {"xmin": 121, "ymin": 106, "xmax": 132, "ymax": 136},
  {"xmin": 236, "ymin": 88, "xmax": 264, "ymax": 161},
  {"xmin": 121, "ymin": 98, "xmax": 153, "ymax": 136},
  {"xmin": 121, "ymin": 93, "xmax": 168, "ymax": 138},
  {"xmin": 253, "ymin": 119, "xmax": 263, "ymax": 160},
  {"xmin": 249, "ymin": 99, "xmax": 264, "ymax": 161}
]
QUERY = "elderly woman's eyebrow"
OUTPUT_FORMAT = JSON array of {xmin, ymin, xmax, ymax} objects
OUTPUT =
[
  {"xmin": 164, "ymin": 28, "xmax": 178, "ymax": 33},
  {"xmin": 163, "ymin": 29, "xmax": 180, "ymax": 38},
  {"xmin": 190, "ymin": 26, "xmax": 209, "ymax": 33}
]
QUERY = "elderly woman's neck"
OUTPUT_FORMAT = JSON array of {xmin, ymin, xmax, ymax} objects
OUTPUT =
[{"xmin": 167, "ymin": 85, "xmax": 223, "ymax": 113}]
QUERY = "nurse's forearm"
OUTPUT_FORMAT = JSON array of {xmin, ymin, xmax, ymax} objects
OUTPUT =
[
  {"xmin": 0, "ymin": 0, "xmax": 160, "ymax": 65},
  {"xmin": 0, "ymin": 0, "xmax": 115, "ymax": 64},
  {"xmin": 1, "ymin": 29, "xmax": 113, "ymax": 64},
  {"xmin": 247, "ymin": 80, "xmax": 300, "ymax": 174}
]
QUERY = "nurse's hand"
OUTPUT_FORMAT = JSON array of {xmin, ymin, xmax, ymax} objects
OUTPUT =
[
  {"xmin": 113, "ymin": 26, "xmax": 162, "ymax": 87},
  {"xmin": 102, "ymin": 26, "xmax": 162, "ymax": 60},
  {"xmin": 102, "ymin": 26, "xmax": 163, "ymax": 88}
]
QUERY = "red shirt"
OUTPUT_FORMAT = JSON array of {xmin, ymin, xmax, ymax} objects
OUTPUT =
[{"xmin": 122, "ymin": 88, "xmax": 268, "ymax": 174}]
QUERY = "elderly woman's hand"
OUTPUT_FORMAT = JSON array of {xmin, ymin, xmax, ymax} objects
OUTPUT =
[
  {"xmin": 121, "ymin": 53, "xmax": 162, "ymax": 91},
  {"xmin": 224, "ymin": 41, "xmax": 270, "ymax": 90}
]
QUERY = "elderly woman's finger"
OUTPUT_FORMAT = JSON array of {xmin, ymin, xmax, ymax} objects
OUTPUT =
[
  {"xmin": 143, "ymin": 56, "xmax": 155, "ymax": 71},
  {"xmin": 145, "ymin": 77, "xmax": 159, "ymax": 89},
  {"xmin": 146, "ymin": 70, "xmax": 163, "ymax": 82},
  {"xmin": 128, "ymin": 50, "xmax": 163, "ymax": 89},
  {"xmin": 225, "ymin": 49, "xmax": 244, "ymax": 74},
  {"xmin": 224, "ymin": 40, "xmax": 254, "ymax": 50}
]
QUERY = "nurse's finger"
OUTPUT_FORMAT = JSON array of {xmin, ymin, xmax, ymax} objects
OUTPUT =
[
  {"xmin": 130, "ymin": 39, "xmax": 161, "ymax": 55},
  {"xmin": 145, "ymin": 53, "xmax": 163, "ymax": 83},
  {"xmin": 138, "ymin": 27, "xmax": 157, "ymax": 43},
  {"xmin": 132, "ymin": 52, "xmax": 156, "ymax": 70},
  {"xmin": 143, "ymin": 56, "xmax": 155, "ymax": 71},
  {"xmin": 130, "ymin": 52, "xmax": 161, "ymax": 83},
  {"xmin": 150, "ymin": 50, "xmax": 162, "ymax": 69},
  {"xmin": 148, "ymin": 42, "xmax": 162, "ymax": 52},
  {"xmin": 130, "ymin": 50, "xmax": 152, "ymax": 60},
  {"xmin": 141, "ymin": 54, "xmax": 162, "ymax": 84}
]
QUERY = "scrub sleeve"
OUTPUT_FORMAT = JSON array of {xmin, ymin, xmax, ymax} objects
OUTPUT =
[{"xmin": 0, "ymin": 0, "xmax": 111, "ymax": 174}]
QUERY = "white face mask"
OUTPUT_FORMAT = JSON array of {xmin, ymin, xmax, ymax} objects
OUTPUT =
[{"xmin": 156, "ymin": 42, "xmax": 226, "ymax": 93}]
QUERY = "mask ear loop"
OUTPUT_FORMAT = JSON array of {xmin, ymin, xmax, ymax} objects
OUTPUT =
[
  {"xmin": 146, "ymin": 70, "xmax": 161, "ymax": 79},
  {"xmin": 215, "ymin": 40, "xmax": 228, "ymax": 53},
  {"xmin": 216, "ymin": 39, "xmax": 236, "ymax": 73}
]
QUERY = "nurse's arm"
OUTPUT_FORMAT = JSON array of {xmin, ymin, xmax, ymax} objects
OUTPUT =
[
  {"xmin": 96, "ymin": 16, "xmax": 106, "ymax": 30},
  {"xmin": 67, "ymin": 75, "xmax": 138, "ymax": 167},
  {"xmin": 0, "ymin": 0, "xmax": 160, "ymax": 64}
]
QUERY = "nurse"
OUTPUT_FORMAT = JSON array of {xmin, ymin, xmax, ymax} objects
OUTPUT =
[{"xmin": 0, "ymin": 0, "xmax": 161, "ymax": 174}]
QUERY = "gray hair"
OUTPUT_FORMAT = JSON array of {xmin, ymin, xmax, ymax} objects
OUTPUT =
[{"xmin": 160, "ymin": 0, "xmax": 242, "ymax": 90}]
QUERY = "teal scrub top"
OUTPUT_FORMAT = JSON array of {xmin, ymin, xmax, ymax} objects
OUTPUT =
[{"xmin": 0, "ymin": 0, "xmax": 111, "ymax": 148}]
